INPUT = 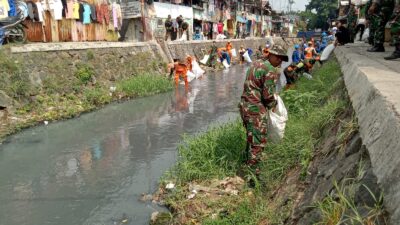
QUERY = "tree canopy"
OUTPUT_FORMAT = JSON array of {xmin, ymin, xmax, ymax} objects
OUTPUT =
[{"xmin": 301, "ymin": 0, "xmax": 338, "ymax": 30}]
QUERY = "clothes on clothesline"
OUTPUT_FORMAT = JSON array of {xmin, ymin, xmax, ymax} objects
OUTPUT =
[{"xmin": 21, "ymin": 0, "xmax": 122, "ymax": 29}]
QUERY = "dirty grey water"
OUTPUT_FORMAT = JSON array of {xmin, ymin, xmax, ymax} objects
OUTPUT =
[{"xmin": 0, "ymin": 66, "xmax": 249, "ymax": 225}]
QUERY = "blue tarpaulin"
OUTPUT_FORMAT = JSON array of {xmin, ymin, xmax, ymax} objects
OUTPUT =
[{"xmin": 296, "ymin": 31, "xmax": 315, "ymax": 39}]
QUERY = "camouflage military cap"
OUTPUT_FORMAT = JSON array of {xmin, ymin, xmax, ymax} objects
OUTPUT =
[{"xmin": 269, "ymin": 45, "xmax": 289, "ymax": 62}]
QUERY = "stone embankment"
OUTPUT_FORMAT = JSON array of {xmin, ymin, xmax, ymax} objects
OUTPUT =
[{"xmin": 335, "ymin": 44, "xmax": 400, "ymax": 224}]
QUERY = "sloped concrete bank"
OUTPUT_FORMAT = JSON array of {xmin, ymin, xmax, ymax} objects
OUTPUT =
[{"xmin": 335, "ymin": 45, "xmax": 400, "ymax": 224}]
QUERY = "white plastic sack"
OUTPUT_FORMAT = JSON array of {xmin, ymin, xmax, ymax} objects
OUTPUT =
[
  {"xmin": 320, "ymin": 44, "xmax": 335, "ymax": 61},
  {"xmin": 216, "ymin": 34, "xmax": 227, "ymax": 40},
  {"xmin": 178, "ymin": 33, "xmax": 187, "ymax": 41},
  {"xmin": 200, "ymin": 55, "xmax": 209, "ymax": 65},
  {"xmin": 231, "ymin": 49, "xmax": 237, "ymax": 57},
  {"xmin": 192, "ymin": 60, "xmax": 205, "ymax": 78},
  {"xmin": 222, "ymin": 59, "xmax": 230, "ymax": 68},
  {"xmin": 268, "ymin": 95, "xmax": 288, "ymax": 143},
  {"xmin": 187, "ymin": 71, "xmax": 196, "ymax": 82},
  {"xmin": 362, "ymin": 28, "xmax": 369, "ymax": 41},
  {"xmin": 302, "ymin": 73, "xmax": 313, "ymax": 80},
  {"xmin": 243, "ymin": 51, "xmax": 252, "ymax": 63}
]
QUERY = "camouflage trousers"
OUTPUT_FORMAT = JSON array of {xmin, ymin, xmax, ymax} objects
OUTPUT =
[
  {"xmin": 239, "ymin": 103, "xmax": 269, "ymax": 174},
  {"xmin": 371, "ymin": 3, "xmax": 394, "ymax": 45},
  {"xmin": 390, "ymin": 11, "xmax": 400, "ymax": 45},
  {"xmin": 366, "ymin": 0, "xmax": 375, "ymax": 44}
]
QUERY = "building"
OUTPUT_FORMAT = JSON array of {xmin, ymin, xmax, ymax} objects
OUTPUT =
[{"xmin": 20, "ymin": 0, "xmax": 273, "ymax": 43}]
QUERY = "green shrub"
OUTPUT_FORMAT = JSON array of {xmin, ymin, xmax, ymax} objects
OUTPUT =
[
  {"xmin": 86, "ymin": 50, "xmax": 94, "ymax": 60},
  {"xmin": 117, "ymin": 73, "xmax": 173, "ymax": 97},
  {"xmin": 75, "ymin": 64, "xmax": 94, "ymax": 84},
  {"xmin": 8, "ymin": 72, "xmax": 32, "ymax": 99},
  {"xmin": 84, "ymin": 87, "xmax": 111, "ymax": 106}
]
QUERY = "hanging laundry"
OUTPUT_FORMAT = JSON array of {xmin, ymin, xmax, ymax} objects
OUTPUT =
[
  {"xmin": 225, "ymin": 9, "xmax": 230, "ymax": 20},
  {"xmin": 50, "ymin": 0, "xmax": 63, "ymax": 20},
  {"xmin": 0, "ymin": 0, "xmax": 10, "ymax": 19},
  {"xmin": 89, "ymin": 4, "xmax": 96, "ymax": 21},
  {"xmin": 101, "ymin": 3, "xmax": 109, "ymax": 25},
  {"xmin": 61, "ymin": 0, "xmax": 67, "ymax": 17},
  {"xmin": 27, "ymin": 2, "xmax": 40, "ymax": 21},
  {"xmin": 72, "ymin": 1, "xmax": 79, "ymax": 19},
  {"xmin": 95, "ymin": 4, "xmax": 101, "ymax": 23},
  {"xmin": 19, "ymin": 1, "xmax": 28, "ymax": 18},
  {"xmin": 112, "ymin": 2, "xmax": 121, "ymax": 29},
  {"xmin": 77, "ymin": 2, "xmax": 83, "ymax": 22},
  {"xmin": 35, "ymin": 1, "xmax": 45, "ymax": 22},
  {"xmin": 65, "ymin": 0, "xmax": 73, "ymax": 19},
  {"xmin": 41, "ymin": 0, "xmax": 48, "ymax": 10},
  {"xmin": 82, "ymin": 3, "xmax": 91, "ymax": 24},
  {"xmin": 7, "ymin": 0, "xmax": 16, "ymax": 16}
]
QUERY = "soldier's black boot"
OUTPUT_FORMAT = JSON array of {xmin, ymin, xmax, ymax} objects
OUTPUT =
[
  {"xmin": 367, "ymin": 44, "xmax": 385, "ymax": 52},
  {"xmin": 384, "ymin": 45, "xmax": 400, "ymax": 60}
]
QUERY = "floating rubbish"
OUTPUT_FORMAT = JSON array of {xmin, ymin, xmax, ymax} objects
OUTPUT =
[
  {"xmin": 44, "ymin": 121, "xmax": 49, "ymax": 125},
  {"xmin": 151, "ymin": 211, "xmax": 159, "ymax": 223},
  {"xmin": 303, "ymin": 73, "xmax": 313, "ymax": 80},
  {"xmin": 165, "ymin": 182, "xmax": 175, "ymax": 190},
  {"xmin": 187, "ymin": 193, "xmax": 196, "ymax": 199},
  {"xmin": 110, "ymin": 86, "xmax": 117, "ymax": 92},
  {"xmin": 187, "ymin": 189, "xmax": 198, "ymax": 199}
]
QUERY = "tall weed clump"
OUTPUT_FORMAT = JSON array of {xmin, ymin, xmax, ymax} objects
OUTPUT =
[
  {"xmin": 173, "ymin": 121, "xmax": 246, "ymax": 183},
  {"xmin": 117, "ymin": 73, "xmax": 173, "ymax": 97}
]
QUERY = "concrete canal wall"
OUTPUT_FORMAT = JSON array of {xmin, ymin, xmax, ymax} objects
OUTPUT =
[
  {"xmin": 3, "ymin": 37, "xmax": 298, "ymax": 111},
  {"xmin": 335, "ymin": 46, "xmax": 400, "ymax": 224}
]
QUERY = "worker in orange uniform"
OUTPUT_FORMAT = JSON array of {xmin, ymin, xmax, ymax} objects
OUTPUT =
[
  {"xmin": 173, "ymin": 59, "xmax": 189, "ymax": 87},
  {"xmin": 186, "ymin": 55, "xmax": 193, "ymax": 72},
  {"xmin": 225, "ymin": 41, "xmax": 233, "ymax": 60},
  {"xmin": 304, "ymin": 41, "xmax": 318, "ymax": 60}
]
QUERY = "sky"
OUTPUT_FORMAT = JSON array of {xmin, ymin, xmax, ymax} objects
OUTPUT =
[{"xmin": 269, "ymin": 0, "xmax": 309, "ymax": 12}]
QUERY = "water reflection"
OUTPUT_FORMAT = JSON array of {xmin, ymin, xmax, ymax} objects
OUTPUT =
[{"xmin": 0, "ymin": 66, "xmax": 247, "ymax": 225}]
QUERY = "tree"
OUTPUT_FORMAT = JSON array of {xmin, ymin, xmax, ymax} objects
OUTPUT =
[{"xmin": 305, "ymin": 0, "xmax": 338, "ymax": 30}]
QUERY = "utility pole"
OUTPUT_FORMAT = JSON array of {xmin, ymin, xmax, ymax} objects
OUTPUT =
[
  {"xmin": 260, "ymin": 0, "xmax": 263, "ymax": 36},
  {"xmin": 141, "ymin": 0, "xmax": 146, "ymax": 41}
]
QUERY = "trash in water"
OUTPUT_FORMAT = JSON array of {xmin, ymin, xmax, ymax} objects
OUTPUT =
[
  {"xmin": 166, "ymin": 182, "xmax": 175, "ymax": 190},
  {"xmin": 187, "ymin": 193, "xmax": 196, "ymax": 199},
  {"xmin": 44, "ymin": 121, "xmax": 49, "ymax": 125},
  {"xmin": 303, "ymin": 73, "xmax": 313, "ymax": 79}
]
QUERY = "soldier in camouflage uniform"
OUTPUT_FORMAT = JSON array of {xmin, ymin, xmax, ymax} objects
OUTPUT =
[
  {"xmin": 347, "ymin": 3, "xmax": 358, "ymax": 43},
  {"xmin": 206, "ymin": 41, "xmax": 218, "ymax": 67},
  {"xmin": 384, "ymin": 0, "xmax": 400, "ymax": 59},
  {"xmin": 365, "ymin": 0, "xmax": 375, "ymax": 45},
  {"xmin": 367, "ymin": 0, "xmax": 395, "ymax": 52},
  {"xmin": 239, "ymin": 45, "xmax": 288, "ymax": 175}
]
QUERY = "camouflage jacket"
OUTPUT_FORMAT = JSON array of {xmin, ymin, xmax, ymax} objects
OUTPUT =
[{"xmin": 240, "ymin": 60, "xmax": 278, "ymax": 116}]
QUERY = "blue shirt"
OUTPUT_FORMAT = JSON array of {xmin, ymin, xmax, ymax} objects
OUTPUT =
[
  {"xmin": 292, "ymin": 50, "xmax": 302, "ymax": 64},
  {"xmin": 83, "ymin": 4, "xmax": 91, "ymax": 24}
]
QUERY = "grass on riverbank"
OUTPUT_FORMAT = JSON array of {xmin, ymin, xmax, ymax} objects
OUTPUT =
[
  {"xmin": 0, "ymin": 49, "xmax": 173, "ymax": 140},
  {"xmin": 157, "ymin": 59, "xmax": 347, "ymax": 224}
]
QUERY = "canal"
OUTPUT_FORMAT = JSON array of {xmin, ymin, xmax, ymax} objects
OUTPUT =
[{"xmin": 0, "ymin": 66, "xmax": 248, "ymax": 225}]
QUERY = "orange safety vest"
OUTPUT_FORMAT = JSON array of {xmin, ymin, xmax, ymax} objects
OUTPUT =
[
  {"xmin": 305, "ymin": 47, "xmax": 315, "ymax": 59},
  {"xmin": 226, "ymin": 43, "xmax": 232, "ymax": 51}
]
